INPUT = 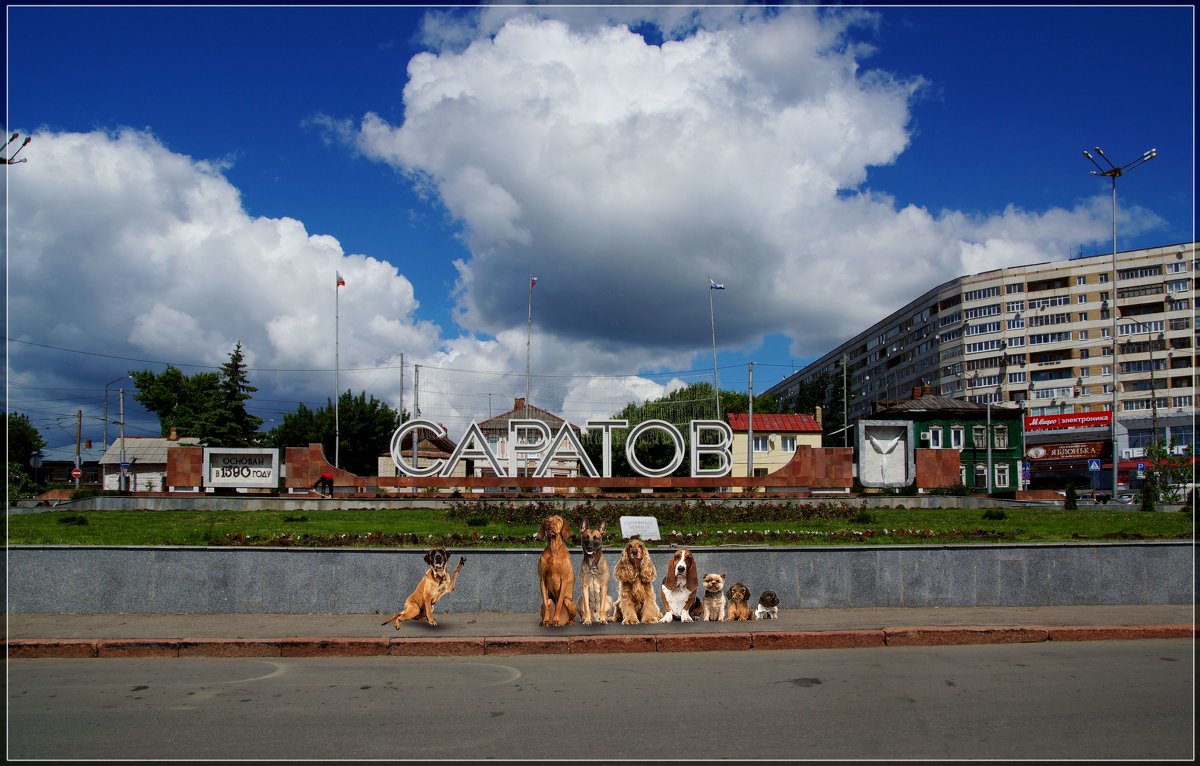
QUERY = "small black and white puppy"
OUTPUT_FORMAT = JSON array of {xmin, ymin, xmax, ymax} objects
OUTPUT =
[{"xmin": 754, "ymin": 590, "xmax": 780, "ymax": 620}]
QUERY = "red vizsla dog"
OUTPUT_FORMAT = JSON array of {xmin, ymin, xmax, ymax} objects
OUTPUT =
[{"xmin": 536, "ymin": 515, "xmax": 577, "ymax": 627}]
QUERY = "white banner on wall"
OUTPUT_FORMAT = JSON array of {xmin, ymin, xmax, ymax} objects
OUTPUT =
[{"xmin": 203, "ymin": 448, "xmax": 280, "ymax": 489}]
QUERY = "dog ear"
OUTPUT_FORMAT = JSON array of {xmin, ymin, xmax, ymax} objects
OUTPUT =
[
  {"xmin": 424, "ymin": 549, "xmax": 434, "ymax": 565},
  {"xmin": 662, "ymin": 562, "xmax": 677, "ymax": 589},
  {"xmin": 685, "ymin": 558, "xmax": 699, "ymax": 592},
  {"xmin": 598, "ymin": 520, "xmax": 606, "ymax": 534},
  {"xmin": 580, "ymin": 517, "xmax": 588, "ymax": 532},
  {"xmin": 561, "ymin": 517, "xmax": 571, "ymax": 539},
  {"xmin": 535, "ymin": 518, "xmax": 546, "ymax": 540}
]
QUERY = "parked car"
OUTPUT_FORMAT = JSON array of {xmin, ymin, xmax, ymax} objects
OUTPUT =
[{"xmin": 1115, "ymin": 493, "xmax": 1136, "ymax": 504}]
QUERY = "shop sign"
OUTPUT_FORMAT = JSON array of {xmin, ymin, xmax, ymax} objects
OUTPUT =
[
  {"xmin": 1024, "ymin": 441, "xmax": 1106, "ymax": 462},
  {"xmin": 1024, "ymin": 412, "xmax": 1112, "ymax": 431}
]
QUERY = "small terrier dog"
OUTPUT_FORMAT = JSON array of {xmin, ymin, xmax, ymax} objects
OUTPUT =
[
  {"xmin": 692, "ymin": 572, "xmax": 727, "ymax": 622},
  {"xmin": 726, "ymin": 581, "xmax": 752, "ymax": 622},
  {"xmin": 754, "ymin": 590, "xmax": 780, "ymax": 620}
]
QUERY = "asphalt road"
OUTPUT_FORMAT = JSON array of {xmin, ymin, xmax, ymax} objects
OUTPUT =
[{"xmin": 8, "ymin": 640, "xmax": 1193, "ymax": 760}]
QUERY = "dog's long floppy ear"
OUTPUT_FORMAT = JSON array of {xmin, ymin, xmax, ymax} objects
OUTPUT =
[
  {"xmin": 424, "ymin": 549, "xmax": 434, "ymax": 565},
  {"xmin": 535, "ymin": 518, "xmax": 547, "ymax": 541},
  {"xmin": 685, "ymin": 554, "xmax": 699, "ymax": 593},
  {"xmin": 662, "ymin": 555, "xmax": 678, "ymax": 589},
  {"xmin": 560, "ymin": 517, "xmax": 571, "ymax": 540}
]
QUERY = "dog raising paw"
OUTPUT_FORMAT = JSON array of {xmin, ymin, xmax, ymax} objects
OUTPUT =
[{"xmin": 381, "ymin": 548, "xmax": 465, "ymax": 629}]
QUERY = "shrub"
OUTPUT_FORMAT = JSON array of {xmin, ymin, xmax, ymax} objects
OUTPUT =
[
  {"xmin": 466, "ymin": 516, "xmax": 489, "ymax": 527},
  {"xmin": 1064, "ymin": 484, "xmax": 1078, "ymax": 510},
  {"xmin": 57, "ymin": 514, "xmax": 89, "ymax": 526},
  {"xmin": 982, "ymin": 509, "xmax": 1007, "ymax": 521}
]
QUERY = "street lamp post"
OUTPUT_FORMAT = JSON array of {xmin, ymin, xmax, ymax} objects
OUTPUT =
[
  {"xmin": 103, "ymin": 374, "xmax": 132, "ymax": 450},
  {"xmin": 1082, "ymin": 146, "xmax": 1157, "ymax": 498}
]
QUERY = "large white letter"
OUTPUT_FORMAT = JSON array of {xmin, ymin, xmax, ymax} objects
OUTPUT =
[
  {"xmin": 585, "ymin": 419, "xmax": 627, "ymax": 478},
  {"xmin": 390, "ymin": 419, "xmax": 446, "ymax": 477},
  {"xmin": 534, "ymin": 423, "xmax": 599, "ymax": 478},
  {"xmin": 625, "ymin": 419, "xmax": 685, "ymax": 478},
  {"xmin": 508, "ymin": 419, "xmax": 551, "ymax": 478},
  {"xmin": 690, "ymin": 419, "xmax": 733, "ymax": 478},
  {"xmin": 440, "ymin": 422, "xmax": 506, "ymax": 478}
]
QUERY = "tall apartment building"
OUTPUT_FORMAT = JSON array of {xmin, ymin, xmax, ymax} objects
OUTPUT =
[{"xmin": 766, "ymin": 241, "xmax": 1195, "ymax": 483}]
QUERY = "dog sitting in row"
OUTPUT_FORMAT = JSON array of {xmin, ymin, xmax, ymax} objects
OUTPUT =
[
  {"xmin": 612, "ymin": 536, "xmax": 662, "ymax": 625},
  {"xmin": 726, "ymin": 581, "xmax": 753, "ymax": 621},
  {"xmin": 577, "ymin": 518, "xmax": 613, "ymax": 625},
  {"xmin": 536, "ymin": 515, "xmax": 576, "ymax": 627},
  {"xmin": 658, "ymin": 548, "xmax": 699, "ymax": 622},
  {"xmin": 755, "ymin": 590, "xmax": 781, "ymax": 620},
  {"xmin": 382, "ymin": 547, "xmax": 465, "ymax": 628},
  {"xmin": 694, "ymin": 572, "xmax": 727, "ymax": 621}
]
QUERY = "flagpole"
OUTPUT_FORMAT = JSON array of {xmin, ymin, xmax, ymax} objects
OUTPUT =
[
  {"xmin": 526, "ymin": 275, "xmax": 534, "ymax": 420},
  {"xmin": 709, "ymin": 275, "xmax": 721, "ymax": 421}
]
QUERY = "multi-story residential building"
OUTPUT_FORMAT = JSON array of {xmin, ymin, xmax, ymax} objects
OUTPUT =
[{"xmin": 766, "ymin": 241, "xmax": 1195, "ymax": 490}]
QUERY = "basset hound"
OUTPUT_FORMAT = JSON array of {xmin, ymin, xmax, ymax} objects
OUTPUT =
[{"xmin": 658, "ymin": 548, "xmax": 699, "ymax": 622}]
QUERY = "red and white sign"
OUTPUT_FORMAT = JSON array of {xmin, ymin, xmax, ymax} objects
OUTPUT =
[
  {"xmin": 71, "ymin": 467, "xmax": 82, "ymax": 479},
  {"xmin": 1024, "ymin": 412, "xmax": 1113, "ymax": 431}
]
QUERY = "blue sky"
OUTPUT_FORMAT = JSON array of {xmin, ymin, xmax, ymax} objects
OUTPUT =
[{"xmin": 5, "ymin": 3, "xmax": 1195, "ymax": 449}]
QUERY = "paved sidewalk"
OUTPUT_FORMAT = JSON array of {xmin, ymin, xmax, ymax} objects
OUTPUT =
[{"xmin": 6, "ymin": 604, "xmax": 1194, "ymax": 658}]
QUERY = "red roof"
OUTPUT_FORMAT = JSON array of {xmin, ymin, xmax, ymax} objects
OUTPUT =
[{"xmin": 726, "ymin": 413, "xmax": 821, "ymax": 433}]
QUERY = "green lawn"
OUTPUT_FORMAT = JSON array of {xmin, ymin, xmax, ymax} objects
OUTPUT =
[{"xmin": 6, "ymin": 505, "xmax": 1194, "ymax": 548}]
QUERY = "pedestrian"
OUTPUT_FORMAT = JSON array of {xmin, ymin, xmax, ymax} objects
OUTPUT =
[{"xmin": 313, "ymin": 471, "xmax": 334, "ymax": 496}]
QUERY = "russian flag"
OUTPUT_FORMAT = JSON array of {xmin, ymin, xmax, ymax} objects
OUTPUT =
[
  {"xmin": 709, "ymin": 278, "xmax": 725, "ymax": 290},
  {"xmin": 336, "ymin": 271, "xmax": 346, "ymax": 287},
  {"xmin": 531, "ymin": 275, "xmax": 538, "ymax": 287}
]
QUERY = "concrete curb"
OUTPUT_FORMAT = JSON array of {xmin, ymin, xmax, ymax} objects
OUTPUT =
[{"xmin": 6, "ymin": 624, "xmax": 1195, "ymax": 659}]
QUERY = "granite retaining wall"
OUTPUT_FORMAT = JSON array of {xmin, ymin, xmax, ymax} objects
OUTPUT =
[{"xmin": 6, "ymin": 542, "xmax": 1192, "ymax": 615}]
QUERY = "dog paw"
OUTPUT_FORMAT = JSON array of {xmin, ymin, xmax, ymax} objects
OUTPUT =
[
  {"xmin": 682, "ymin": 613, "xmax": 694, "ymax": 622},
  {"xmin": 658, "ymin": 614, "xmax": 673, "ymax": 623}
]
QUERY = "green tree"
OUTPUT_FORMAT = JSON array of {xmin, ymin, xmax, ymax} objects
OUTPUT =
[
  {"xmin": 132, "ymin": 366, "xmax": 222, "ymax": 439},
  {"xmin": 1140, "ymin": 439, "xmax": 1192, "ymax": 506},
  {"xmin": 266, "ymin": 391, "xmax": 401, "ymax": 477},
  {"xmin": 208, "ymin": 343, "xmax": 262, "ymax": 447},
  {"xmin": 133, "ymin": 343, "xmax": 263, "ymax": 446},
  {"xmin": 6, "ymin": 412, "xmax": 47, "ymax": 469}
]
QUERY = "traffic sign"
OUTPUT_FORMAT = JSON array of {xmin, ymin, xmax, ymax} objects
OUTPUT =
[
  {"xmin": 120, "ymin": 461, "xmax": 131, "ymax": 470},
  {"xmin": 1136, "ymin": 462, "xmax": 1145, "ymax": 472},
  {"xmin": 1088, "ymin": 459, "xmax": 1101, "ymax": 472},
  {"xmin": 71, "ymin": 467, "xmax": 82, "ymax": 479}
]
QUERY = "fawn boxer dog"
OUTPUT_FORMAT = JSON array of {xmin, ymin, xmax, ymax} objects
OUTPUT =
[
  {"xmin": 381, "ymin": 547, "xmax": 465, "ymax": 628},
  {"xmin": 537, "ymin": 515, "xmax": 577, "ymax": 626}
]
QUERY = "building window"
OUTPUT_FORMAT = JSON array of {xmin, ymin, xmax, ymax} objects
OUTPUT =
[
  {"xmin": 994, "ymin": 425, "xmax": 1008, "ymax": 449},
  {"xmin": 928, "ymin": 426, "xmax": 942, "ymax": 448},
  {"xmin": 1079, "ymin": 330, "xmax": 1089, "ymax": 340},
  {"xmin": 780, "ymin": 435, "xmax": 796, "ymax": 452},
  {"xmin": 1080, "ymin": 349, "xmax": 1090, "ymax": 359},
  {"xmin": 995, "ymin": 464, "xmax": 1010, "ymax": 488},
  {"xmin": 753, "ymin": 468, "xmax": 768, "ymax": 477},
  {"xmin": 1077, "ymin": 276, "xmax": 1087, "ymax": 286},
  {"xmin": 753, "ymin": 436, "xmax": 769, "ymax": 452},
  {"xmin": 1099, "ymin": 274, "xmax": 1109, "ymax": 284},
  {"xmin": 975, "ymin": 464, "xmax": 988, "ymax": 489},
  {"xmin": 951, "ymin": 426, "xmax": 965, "ymax": 450},
  {"xmin": 1078, "ymin": 295, "xmax": 1088, "ymax": 304},
  {"xmin": 973, "ymin": 425, "xmax": 986, "ymax": 449},
  {"xmin": 960, "ymin": 464, "xmax": 968, "ymax": 484}
]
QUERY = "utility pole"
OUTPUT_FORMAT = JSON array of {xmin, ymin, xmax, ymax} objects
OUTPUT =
[
  {"xmin": 747, "ymin": 362, "xmax": 754, "ymax": 480},
  {"xmin": 412, "ymin": 364, "xmax": 420, "ymax": 472},
  {"xmin": 119, "ymin": 389, "xmax": 126, "ymax": 492},
  {"xmin": 75, "ymin": 410, "xmax": 83, "ymax": 490}
]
